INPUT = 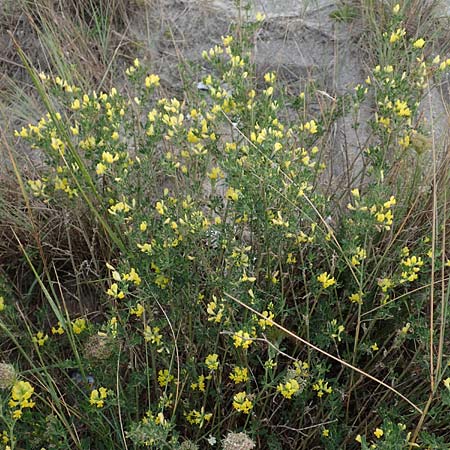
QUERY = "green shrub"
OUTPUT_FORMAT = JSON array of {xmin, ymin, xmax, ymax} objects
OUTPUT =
[{"xmin": 1, "ymin": 5, "xmax": 450, "ymax": 449}]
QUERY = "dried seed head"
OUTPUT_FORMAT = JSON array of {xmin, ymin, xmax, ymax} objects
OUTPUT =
[
  {"xmin": 222, "ymin": 432, "xmax": 255, "ymax": 450},
  {"xmin": 84, "ymin": 334, "xmax": 115, "ymax": 361},
  {"xmin": 0, "ymin": 363, "xmax": 17, "ymax": 389}
]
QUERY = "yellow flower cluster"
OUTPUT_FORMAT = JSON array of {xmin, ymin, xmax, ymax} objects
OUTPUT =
[
  {"xmin": 185, "ymin": 408, "xmax": 212, "ymax": 427},
  {"xmin": 130, "ymin": 303, "xmax": 145, "ymax": 317},
  {"xmin": 205, "ymin": 354, "xmax": 219, "ymax": 371},
  {"xmin": 72, "ymin": 318, "xmax": 87, "ymax": 334},
  {"xmin": 206, "ymin": 298, "xmax": 224, "ymax": 323},
  {"xmin": 400, "ymin": 255, "xmax": 424, "ymax": 282},
  {"xmin": 32, "ymin": 331, "xmax": 48, "ymax": 347},
  {"xmin": 378, "ymin": 277, "xmax": 394, "ymax": 293},
  {"xmin": 90, "ymin": 387, "xmax": 108, "ymax": 408},
  {"xmin": 277, "ymin": 379, "xmax": 300, "ymax": 399},
  {"xmin": 233, "ymin": 330, "xmax": 254, "ymax": 349},
  {"xmin": 51, "ymin": 321, "xmax": 64, "ymax": 335},
  {"xmin": 144, "ymin": 326, "xmax": 162, "ymax": 346},
  {"xmin": 389, "ymin": 28, "xmax": 406, "ymax": 44},
  {"xmin": 122, "ymin": 267, "xmax": 142, "ymax": 286},
  {"xmin": 258, "ymin": 310, "xmax": 274, "ymax": 330},
  {"xmin": 299, "ymin": 119, "xmax": 318, "ymax": 134},
  {"xmin": 106, "ymin": 283, "xmax": 125, "ymax": 300},
  {"xmin": 191, "ymin": 374, "xmax": 211, "ymax": 392},
  {"xmin": 157, "ymin": 369, "xmax": 174, "ymax": 387},
  {"xmin": 9, "ymin": 381, "xmax": 35, "ymax": 419},
  {"xmin": 312, "ymin": 379, "xmax": 333, "ymax": 398},
  {"xmin": 232, "ymin": 391, "xmax": 253, "ymax": 414},
  {"xmin": 317, "ymin": 272, "xmax": 336, "ymax": 289},
  {"xmin": 229, "ymin": 366, "xmax": 249, "ymax": 384},
  {"xmin": 370, "ymin": 196, "xmax": 396, "ymax": 230},
  {"xmin": 349, "ymin": 292, "xmax": 364, "ymax": 305},
  {"xmin": 351, "ymin": 247, "xmax": 367, "ymax": 267}
]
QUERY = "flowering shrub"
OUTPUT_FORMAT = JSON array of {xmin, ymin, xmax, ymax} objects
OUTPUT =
[{"xmin": 1, "ymin": 4, "xmax": 450, "ymax": 449}]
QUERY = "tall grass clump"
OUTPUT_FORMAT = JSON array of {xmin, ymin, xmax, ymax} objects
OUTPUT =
[{"xmin": 1, "ymin": 4, "xmax": 450, "ymax": 449}]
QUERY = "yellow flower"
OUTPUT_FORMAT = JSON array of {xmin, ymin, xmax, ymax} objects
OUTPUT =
[
  {"xmin": 377, "ymin": 116, "xmax": 391, "ymax": 128},
  {"xmin": 72, "ymin": 318, "xmax": 87, "ymax": 334},
  {"xmin": 371, "ymin": 343, "xmax": 379, "ymax": 351},
  {"xmin": 12, "ymin": 409, "xmax": 23, "ymax": 420},
  {"xmin": 394, "ymin": 99, "xmax": 411, "ymax": 117},
  {"xmin": 192, "ymin": 374, "xmax": 211, "ymax": 392},
  {"xmin": 374, "ymin": 428, "xmax": 384, "ymax": 439},
  {"xmin": 317, "ymin": 272, "xmax": 336, "ymax": 289},
  {"xmin": 138, "ymin": 241, "xmax": 154, "ymax": 254},
  {"xmin": 264, "ymin": 72, "xmax": 276, "ymax": 84},
  {"xmin": 90, "ymin": 387, "xmax": 108, "ymax": 408},
  {"xmin": 155, "ymin": 200, "xmax": 167, "ymax": 215},
  {"xmin": 145, "ymin": 74, "xmax": 160, "ymax": 88},
  {"xmin": 232, "ymin": 391, "xmax": 253, "ymax": 414},
  {"xmin": 233, "ymin": 330, "xmax": 253, "ymax": 349},
  {"xmin": 51, "ymin": 322, "xmax": 64, "ymax": 335},
  {"xmin": 187, "ymin": 129, "xmax": 200, "ymax": 143},
  {"xmin": 0, "ymin": 296, "xmax": 4, "ymax": 311},
  {"xmin": 185, "ymin": 408, "xmax": 212, "ymax": 427},
  {"xmin": 393, "ymin": 4, "xmax": 400, "ymax": 13},
  {"xmin": 286, "ymin": 253, "xmax": 297, "ymax": 264},
  {"xmin": 401, "ymin": 322, "xmax": 411, "ymax": 334},
  {"xmin": 229, "ymin": 367, "xmax": 249, "ymax": 384},
  {"xmin": 413, "ymin": 38, "xmax": 425, "ymax": 49},
  {"xmin": 222, "ymin": 35, "xmax": 233, "ymax": 46},
  {"xmin": 301, "ymin": 119, "xmax": 318, "ymax": 134},
  {"xmin": 71, "ymin": 99, "xmax": 80, "ymax": 110},
  {"xmin": 106, "ymin": 283, "xmax": 125, "ymax": 299},
  {"xmin": 123, "ymin": 267, "xmax": 142, "ymax": 286},
  {"xmin": 226, "ymin": 187, "xmax": 239, "ymax": 202},
  {"xmin": 205, "ymin": 354, "xmax": 219, "ymax": 371},
  {"xmin": 258, "ymin": 310, "xmax": 274, "ymax": 329},
  {"xmin": 157, "ymin": 369, "xmax": 174, "ymax": 387},
  {"xmin": 277, "ymin": 379, "xmax": 300, "ymax": 399},
  {"xmin": 9, "ymin": 380, "xmax": 35, "ymax": 418},
  {"xmin": 349, "ymin": 292, "xmax": 364, "ymax": 305},
  {"xmin": 255, "ymin": 12, "xmax": 266, "ymax": 22},
  {"xmin": 1, "ymin": 430, "xmax": 9, "ymax": 445},
  {"xmin": 389, "ymin": 28, "xmax": 405, "ymax": 44},
  {"xmin": 130, "ymin": 303, "xmax": 145, "ymax": 318},
  {"xmin": 351, "ymin": 247, "xmax": 367, "ymax": 267},
  {"xmin": 443, "ymin": 378, "xmax": 450, "ymax": 390},
  {"xmin": 312, "ymin": 379, "xmax": 332, "ymax": 397},
  {"xmin": 378, "ymin": 277, "xmax": 394, "ymax": 292},
  {"xmin": 96, "ymin": 162, "xmax": 107, "ymax": 175},
  {"xmin": 144, "ymin": 326, "xmax": 162, "ymax": 346},
  {"xmin": 208, "ymin": 167, "xmax": 224, "ymax": 180},
  {"xmin": 206, "ymin": 300, "xmax": 224, "ymax": 323},
  {"xmin": 32, "ymin": 332, "xmax": 48, "ymax": 347},
  {"xmin": 102, "ymin": 151, "xmax": 118, "ymax": 164}
]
